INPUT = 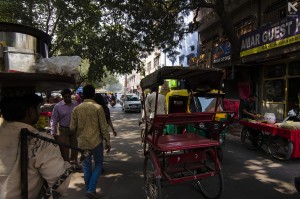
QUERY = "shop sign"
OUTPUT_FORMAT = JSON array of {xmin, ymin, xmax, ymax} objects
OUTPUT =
[
  {"xmin": 212, "ymin": 41, "xmax": 231, "ymax": 63},
  {"xmin": 240, "ymin": 11, "xmax": 300, "ymax": 57},
  {"xmin": 288, "ymin": 2, "xmax": 298, "ymax": 16}
]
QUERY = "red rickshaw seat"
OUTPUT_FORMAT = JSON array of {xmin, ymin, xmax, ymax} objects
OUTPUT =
[{"xmin": 147, "ymin": 133, "xmax": 220, "ymax": 152}]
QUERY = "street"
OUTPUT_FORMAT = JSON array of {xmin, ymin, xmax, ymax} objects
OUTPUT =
[{"xmin": 65, "ymin": 104, "xmax": 300, "ymax": 199}]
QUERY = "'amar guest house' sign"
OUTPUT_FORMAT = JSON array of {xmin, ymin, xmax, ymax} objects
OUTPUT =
[{"xmin": 240, "ymin": 11, "xmax": 300, "ymax": 57}]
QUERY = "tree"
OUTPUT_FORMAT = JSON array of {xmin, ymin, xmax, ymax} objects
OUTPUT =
[
  {"xmin": 0, "ymin": 0, "xmax": 144, "ymax": 82},
  {"xmin": 0, "ymin": 0, "xmax": 241, "ymax": 82},
  {"xmin": 93, "ymin": 69, "xmax": 121, "ymax": 89},
  {"xmin": 105, "ymin": 0, "xmax": 241, "ymax": 65}
]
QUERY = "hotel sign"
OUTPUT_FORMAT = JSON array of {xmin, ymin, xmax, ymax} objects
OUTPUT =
[
  {"xmin": 240, "ymin": 12, "xmax": 300, "ymax": 57},
  {"xmin": 212, "ymin": 41, "xmax": 231, "ymax": 63}
]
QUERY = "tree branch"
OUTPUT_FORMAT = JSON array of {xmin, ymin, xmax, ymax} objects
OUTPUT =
[
  {"xmin": 49, "ymin": 22, "xmax": 84, "ymax": 56},
  {"xmin": 50, "ymin": 11, "xmax": 62, "ymax": 38},
  {"xmin": 45, "ymin": 0, "xmax": 52, "ymax": 34}
]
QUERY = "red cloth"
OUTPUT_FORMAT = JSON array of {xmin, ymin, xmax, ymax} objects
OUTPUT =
[
  {"xmin": 40, "ymin": 112, "xmax": 52, "ymax": 117},
  {"xmin": 238, "ymin": 82, "xmax": 250, "ymax": 99},
  {"xmin": 223, "ymin": 99, "xmax": 240, "ymax": 119}
]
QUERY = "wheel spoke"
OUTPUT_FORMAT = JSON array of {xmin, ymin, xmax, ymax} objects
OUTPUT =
[
  {"xmin": 197, "ymin": 151, "xmax": 223, "ymax": 199},
  {"xmin": 144, "ymin": 155, "xmax": 162, "ymax": 199},
  {"xmin": 268, "ymin": 136, "xmax": 293, "ymax": 160},
  {"xmin": 241, "ymin": 127, "xmax": 261, "ymax": 150}
]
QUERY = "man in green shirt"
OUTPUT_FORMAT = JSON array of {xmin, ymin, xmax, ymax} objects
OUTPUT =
[{"xmin": 70, "ymin": 85, "xmax": 110, "ymax": 199}]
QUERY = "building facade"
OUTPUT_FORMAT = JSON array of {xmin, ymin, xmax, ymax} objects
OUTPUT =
[
  {"xmin": 124, "ymin": 70, "xmax": 141, "ymax": 95},
  {"xmin": 197, "ymin": 0, "xmax": 300, "ymax": 120},
  {"xmin": 135, "ymin": 11, "xmax": 199, "ymax": 96}
]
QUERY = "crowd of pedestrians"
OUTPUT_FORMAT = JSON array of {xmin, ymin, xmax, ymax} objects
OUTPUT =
[{"xmin": 0, "ymin": 85, "xmax": 117, "ymax": 199}]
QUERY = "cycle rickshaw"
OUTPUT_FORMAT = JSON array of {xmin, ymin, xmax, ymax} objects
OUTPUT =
[{"xmin": 140, "ymin": 66, "xmax": 235, "ymax": 199}]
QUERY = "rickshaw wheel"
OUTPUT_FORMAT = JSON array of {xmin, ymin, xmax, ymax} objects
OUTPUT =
[
  {"xmin": 143, "ymin": 140, "xmax": 149, "ymax": 155},
  {"xmin": 240, "ymin": 127, "xmax": 262, "ymax": 150},
  {"xmin": 196, "ymin": 150, "xmax": 224, "ymax": 199},
  {"xmin": 217, "ymin": 147, "xmax": 223, "ymax": 162},
  {"xmin": 141, "ymin": 128, "xmax": 149, "ymax": 155},
  {"xmin": 144, "ymin": 155, "xmax": 162, "ymax": 199},
  {"xmin": 267, "ymin": 136, "xmax": 293, "ymax": 160}
]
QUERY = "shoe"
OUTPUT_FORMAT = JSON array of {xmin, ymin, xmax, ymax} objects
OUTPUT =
[
  {"xmin": 71, "ymin": 164, "xmax": 82, "ymax": 171},
  {"xmin": 75, "ymin": 164, "xmax": 82, "ymax": 171},
  {"xmin": 85, "ymin": 192, "xmax": 99, "ymax": 199}
]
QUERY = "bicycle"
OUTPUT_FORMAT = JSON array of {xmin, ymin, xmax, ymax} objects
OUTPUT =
[{"xmin": 240, "ymin": 126, "xmax": 293, "ymax": 160}]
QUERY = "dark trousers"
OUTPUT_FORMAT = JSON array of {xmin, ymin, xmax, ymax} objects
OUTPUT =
[{"xmin": 55, "ymin": 126, "xmax": 78, "ymax": 163}]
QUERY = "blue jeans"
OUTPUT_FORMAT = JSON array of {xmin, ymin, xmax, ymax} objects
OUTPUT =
[{"xmin": 82, "ymin": 143, "xmax": 103, "ymax": 192}]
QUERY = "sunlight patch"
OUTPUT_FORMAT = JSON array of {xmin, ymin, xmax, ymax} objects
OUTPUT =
[
  {"xmin": 104, "ymin": 173, "xmax": 123, "ymax": 178},
  {"xmin": 109, "ymin": 151, "xmax": 132, "ymax": 161},
  {"xmin": 267, "ymin": 162, "xmax": 282, "ymax": 168},
  {"xmin": 230, "ymin": 172, "xmax": 249, "ymax": 180}
]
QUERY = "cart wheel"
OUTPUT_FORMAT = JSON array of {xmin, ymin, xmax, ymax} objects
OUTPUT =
[
  {"xmin": 196, "ymin": 150, "xmax": 224, "ymax": 199},
  {"xmin": 144, "ymin": 155, "xmax": 162, "ymax": 199},
  {"xmin": 240, "ymin": 127, "xmax": 262, "ymax": 150},
  {"xmin": 267, "ymin": 136, "xmax": 293, "ymax": 160}
]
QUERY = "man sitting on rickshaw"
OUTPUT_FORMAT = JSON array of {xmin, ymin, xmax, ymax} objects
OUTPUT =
[{"xmin": 145, "ymin": 87, "xmax": 167, "ymax": 119}]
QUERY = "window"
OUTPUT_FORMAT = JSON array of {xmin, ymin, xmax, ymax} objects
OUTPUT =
[
  {"xmin": 190, "ymin": 45, "xmax": 195, "ymax": 51},
  {"xmin": 154, "ymin": 56, "xmax": 159, "ymax": 69},
  {"xmin": 288, "ymin": 61, "xmax": 300, "ymax": 76},
  {"xmin": 263, "ymin": 79, "xmax": 285, "ymax": 102},
  {"xmin": 186, "ymin": 53, "xmax": 195, "ymax": 65},
  {"xmin": 264, "ymin": 0, "xmax": 287, "ymax": 24},
  {"xmin": 264, "ymin": 64, "xmax": 286, "ymax": 78},
  {"xmin": 147, "ymin": 61, "xmax": 151, "ymax": 74},
  {"xmin": 263, "ymin": 63, "xmax": 286, "ymax": 102},
  {"xmin": 235, "ymin": 16, "xmax": 256, "ymax": 37},
  {"xmin": 179, "ymin": 55, "xmax": 184, "ymax": 65}
]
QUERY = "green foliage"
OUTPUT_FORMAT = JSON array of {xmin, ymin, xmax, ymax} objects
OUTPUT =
[
  {"xmin": 0, "ymin": 0, "xmax": 143, "ymax": 82},
  {"xmin": 0, "ymin": 0, "xmax": 240, "ymax": 82},
  {"xmin": 106, "ymin": 0, "xmax": 240, "ymax": 63}
]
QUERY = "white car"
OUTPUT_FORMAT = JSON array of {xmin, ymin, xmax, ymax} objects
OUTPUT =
[
  {"xmin": 122, "ymin": 95, "xmax": 142, "ymax": 113},
  {"xmin": 120, "ymin": 93, "xmax": 136, "ymax": 106}
]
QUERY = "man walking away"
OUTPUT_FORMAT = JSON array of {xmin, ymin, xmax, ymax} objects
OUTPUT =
[{"xmin": 70, "ymin": 85, "xmax": 111, "ymax": 199}]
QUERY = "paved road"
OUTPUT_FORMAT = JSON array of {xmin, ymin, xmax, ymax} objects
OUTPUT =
[{"xmin": 65, "ymin": 104, "xmax": 300, "ymax": 199}]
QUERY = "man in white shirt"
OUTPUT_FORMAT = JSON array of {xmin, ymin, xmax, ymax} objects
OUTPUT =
[
  {"xmin": 0, "ymin": 91, "xmax": 71, "ymax": 199},
  {"xmin": 145, "ymin": 87, "xmax": 167, "ymax": 119}
]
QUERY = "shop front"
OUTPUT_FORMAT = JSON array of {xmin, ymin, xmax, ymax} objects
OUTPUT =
[
  {"xmin": 261, "ymin": 60, "xmax": 300, "ymax": 120},
  {"xmin": 240, "ymin": 12, "xmax": 300, "ymax": 120}
]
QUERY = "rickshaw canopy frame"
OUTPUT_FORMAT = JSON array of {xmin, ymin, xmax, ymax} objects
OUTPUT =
[{"xmin": 140, "ymin": 66, "xmax": 224, "ymax": 91}]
